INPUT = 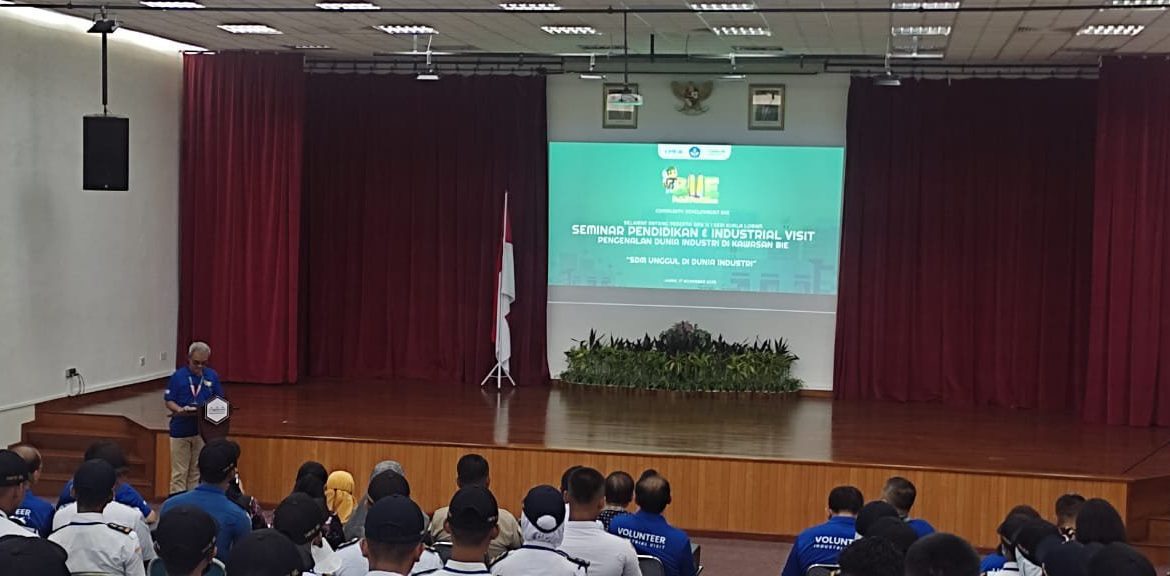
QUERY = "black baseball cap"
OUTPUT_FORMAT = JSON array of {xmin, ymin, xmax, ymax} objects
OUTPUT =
[
  {"xmin": 856, "ymin": 500, "xmax": 900, "ymax": 537},
  {"xmin": 226, "ymin": 529, "xmax": 303, "ymax": 576},
  {"xmin": 998, "ymin": 513, "xmax": 1033, "ymax": 548},
  {"xmin": 366, "ymin": 494, "xmax": 426, "ymax": 544},
  {"xmin": 1015, "ymin": 520, "xmax": 1061, "ymax": 564},
  {"xmin": 0, "ymin": 535, "xmax": 69, "ymax": 576},
  {"xmin": 274, "ymin": 493, "xmax": 326, "ymax": 545},
  {"xmin": 198, "ymin": 439, "xmax": 240, "ymax": 476},
  {"xmin": 448, "ymin": 485, "xmax": 499, "ymax": 530},
  {"xmin": 0, "ymin": 451, "xmax": 28, "ymax": 487},
  {"xmin": 72, "ymin": 459, "xmax": 117, "ymax": 499},
  {"xmin": 367, "ymin": 470, "xmax": 411, "ymax": 503},
  {"xmin": 155, "ymin": 505, "xmax": 218, "ymax": 567},
  {"xmin": 522, "ymin": 485, "xmax": 566, "ymax": 533}
]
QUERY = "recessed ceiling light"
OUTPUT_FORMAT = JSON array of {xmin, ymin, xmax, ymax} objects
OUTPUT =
[
  {"xmin": 499, "ymin": 2, "xmax": 562, "ymax": 10},
  {"xmin": 1077, "ymin": 24, "xmax": 1145, "ymax": 35},
  {"xmin": 316, "ymin": 2, "xmax": 380, "ymax": 9},
  {"xmin": 289, "ymin": 44, "xmax": 333, "ymax": 50},
  {"xmin": 889, "ymin": 49, "xmax": 946, "ymax": 58},
  {"xmin": 375, "ymin": 25, "xmax": 438, "ymax": 35},
  {"xmin": 140, "ymin": 1, "xmax": 205, "ymax": 7},
  {"xmin": 712, "ymin": 26, "xmax": 772, "ymax": 36},
  {"xmin": 1108, "ymin": 0, "xmax": 1168, "ymax": 6},
  {"xmin": 891, "ymin": 1, "xmax": 959, "ymax": 9},
  {"xmin": 541, "ymin": 25, "xmax": 600, "ymax": 35},
  {"xmin": 890, "ymin": 25, "xmax": 952, "ymax": 36},
  {"xmin": 217, "ymin": 24, "xmax": 282, "ymax": 35},
  {"xmin": 690, "ymin": 2, "xmax": 756, "ymax": 10}
]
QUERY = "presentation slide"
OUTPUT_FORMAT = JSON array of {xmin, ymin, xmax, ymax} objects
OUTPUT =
[{"xmin": 548, "ymin": 142, "xmax": 845, "ymax": 294}]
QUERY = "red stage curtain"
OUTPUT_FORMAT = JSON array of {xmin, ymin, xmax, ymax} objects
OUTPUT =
[
  {"xmin": 178, "ymin": 53, "xmax": 304, "ymax": 384},
  {"xmin": 834, "ymin": 79, "xmax": 1097, "ymax": 409},
  {"xmin": 1085, "ymin": 58, "xmax": 1170, "ymax": 426},
  {"xmin": 302, "ymin": 74, "xmax": 549, "ymax": 386}
]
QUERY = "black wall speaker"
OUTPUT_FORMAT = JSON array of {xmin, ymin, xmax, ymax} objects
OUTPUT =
[{"xmin": 83, "ymin": 115, "xmax": 129, "ymax": 191}]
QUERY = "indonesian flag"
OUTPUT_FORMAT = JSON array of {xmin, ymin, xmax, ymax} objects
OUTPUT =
[{"xmin": 493, "ymin": 193, "xmax": 516, "ymax": 373}]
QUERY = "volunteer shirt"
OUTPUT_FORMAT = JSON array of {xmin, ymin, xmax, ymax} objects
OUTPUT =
[
  {"xmin": 333, "ymin": 539, "xmax": 443, "ymax": 576},
  {"xmin": 161, "ymin": 484, "xmax": 251, "ymax": 560},
  {"xmin": 58, "ymin": 480, "xmax": 153, "ymax": 518},
  {"xmin": 907, "ymin": 518, "xmax": 936, "ymax": 538},
  {"xmin": 609, "ymin": 511, "xmax": 696, "ymax": 576},
  {"xmin": 0, "ymin": 510, "xmax": 36, "ymax": 538},
  {"xmin": 779, "ymin": 516, "xmax": 857, "ymax": 576},
  {"xmin": 13, "ymin": 489, "xmax": 55, "ymax": 536},
  {"xmin": 981, "ymin": 553, "xmax": 1007, "ymax": 573},
  {"xmin": 560, "ymin": 519, "xmax": 642, "ymax": 576},
  {"xmin": 165, "ymin": 365, "xmax": 224, "ymax": 438},
  {"xmin": 54, "ymin": 501, "xmax": 157, "ymax": 562}
]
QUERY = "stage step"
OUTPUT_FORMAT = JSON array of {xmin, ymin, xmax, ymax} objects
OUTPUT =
[{"xmin": 1145, "ymin": 516, "xmax": 1170, "ymax": 544}]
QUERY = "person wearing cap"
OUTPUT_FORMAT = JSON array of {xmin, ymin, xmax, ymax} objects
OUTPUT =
[
  {"xmin": 57, "ymin": 440, "xmax": 157, "ymax": 523},
  {"xmin": 0, "ymin": 533, "xmax": 71, "ymax": 575},
  {"xmin": 608, "ymin": 473, "xmax": 696, "ymax": 576},
  {"xmin": 152, "ymin": 505, "xmax": 219, "ymax": 575},
  {"xmin": 1014, "ymin": 519, "xmax": 1061, "ymax": 576},
  {"xmin": 10, "ymin": 443, "xmax": 55, "ymax": 536},
  {"xmin": 854, "ymin": 500, "xmax": 900, "ymax": 538},
  {"xmin": 274, "ymin": 492, "xmax": 341, "ymax": 575},
  {"xmin": 227, "ymin": 528, "xmax": 305, "ymax": 576},
  {"xmin": 160, "ymin": 439, "xmax": 251, "ymax": 561},
  {"xmin": 983, "ymin": 513, "xmax": 1033, "ymax": 575},
  {"xmin": 490, "ymin": 485, "xmax": 586, "ymax": 576},
  {"xmin": 881, "ymin": 476, "xmax": 936, "ymax": 538},
  {"xmin": 429, "ymin": 485, "xmax": 502, "ymax": 576},
  {"xmin": 780, "ymin": 485, "xmax": 863, "ymax": 576},
  {"xmin": 0, "ymin": 449, "xmax": 35, "ymax": 538},
  {"xmin": 334, "ymin": 470, "xmax": 443, "ymax": 576},
  {"xmin": 428, "ymin": 454, "xmax": 522, "ymax": 561},
  {"xmin": 165, "ymin": 341, "xmax": 225, "ymax": 495},
  {"xmin": 345, "ymin": 460, "xmax": 421, "ymax": 541},
  {"xmin": 360, "ymin": 494, "xmax": 433, "ymax": 576},
  {"xmin": 49, "ymin": 459, "xmax": 147, "ymax": 576},
  {"xmin": 560, "ymin": 467, "xmax": 642, "ymax": 576},
  {"xmin": 54, "ymin": 478, "xmax": 158, "ymax": 563}
]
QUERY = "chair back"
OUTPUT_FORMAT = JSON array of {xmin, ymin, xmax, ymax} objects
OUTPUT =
[
  {"xmin": 638, "ymin": 555, "xmax": 666, "ymax": 576},
  {"xmin": 433, "ymin": 541, "xmax": 454, "ymax": 564},
  {"xmin": 806, "ymin": 564, "xmax": 839, "ymax": 576}
]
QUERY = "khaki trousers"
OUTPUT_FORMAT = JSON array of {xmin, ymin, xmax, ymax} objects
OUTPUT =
[{"xmin": 169, "ymin": 435, "xmax": 204, "ymax": 494}]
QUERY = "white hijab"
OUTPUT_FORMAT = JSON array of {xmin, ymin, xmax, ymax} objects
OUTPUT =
[{"xmin": 521, "ymin": 513, "xmax": 566, "ymax": 548}]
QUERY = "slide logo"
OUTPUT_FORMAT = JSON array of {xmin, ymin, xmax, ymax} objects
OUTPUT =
[{"xmin": 658, "ymin": 144, "xmax": 732, "ymax": 161}]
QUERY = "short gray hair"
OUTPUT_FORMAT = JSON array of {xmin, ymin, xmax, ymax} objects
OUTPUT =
[
  {"xmin": 188, "ymin": 341, "xmax": 211, "ymax": 357},
  {"xmin": 372, "ymin": 460, "xmax": 404, "ymax": 477}
]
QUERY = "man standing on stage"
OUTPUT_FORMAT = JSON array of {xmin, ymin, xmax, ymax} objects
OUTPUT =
[{"xmin": 165, "ymin": 342, "xmax": 224, "ymax": 495}]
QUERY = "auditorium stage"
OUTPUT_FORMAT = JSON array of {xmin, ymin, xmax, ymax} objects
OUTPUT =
[{"xmin": 25, "ymin": 379, "xmax": 1170, "ymax": 557}]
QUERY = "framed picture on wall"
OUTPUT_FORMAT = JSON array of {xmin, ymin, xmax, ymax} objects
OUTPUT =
[
  {"xmin": 603, "ymin": 83, "xmax": 639, "ymax": 129},
  {"xmin": 748, "ymin": 84, "xmax": 785, "ymax": 130}
]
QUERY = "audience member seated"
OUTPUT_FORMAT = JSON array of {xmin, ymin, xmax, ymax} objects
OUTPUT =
[
  {"xmin": 55, "ymin": 470, "xmax": 157, "ymax": 563},
  {"xmin": 49, "ymin": 459, "xmax": 146, "ymax": 576},
  {"xmin": 881, "ymin": 476, "xmax": 934, "ymax": 537},
  {"xmin": 226, "ymin": 529, "xmax": 304, "ymax": 576},
  {"xmin": 362, "ymin": 494, "xmax": 432, "ymax": 576},
  {"xmin": 1013, "ymin": 519, "xmax": 1061, "ymax": 576},
  {"xmin": 57, "ymin": 440, "xmax": 156, "ymax": 523},
  {"xmin": 429, "ymin": 454, "xmax": 522, "ymax": 560},
  {"xmin": 780, "ymin": 485, "xmax": 863, "ymax": 576},
  {"xmin": 344, "ymin": 459, "xmax": 406, "ymax": 540},
  {"xmin": 608, "ymin": 472, "xmax": 696, "ymax": 576},
  {"xmin": 432, "ymin": 485, "xmax": 502, "ymax": 576},
  {"xmin": 1087, "ymin": 542, "xmax": 1154, "ymax": 576},
  {"xmin": 865, "ymin": 516, "xmax": 918, "ymax": 555},
  {"xmin": 904, "ymin": 533, "xmax": 979, "ymax": 576},
  {"xmin": 981, "ymin": 505, "xmax": 1041, "ymax": 573},
  {"xmin": 836, "ymin": 535, "xmax": 903, "ymax": 576},
  {"xmin": 983, "ymin": 513, "xmax": 1031, "ymax": 576},
  {"xmin": 160, "ymin": 439, "xmax": 252, "ymax": 560},
  {"xmin": 10, "ymin": 443, "xmax": 53, "ymax": 536},
  {"xmin": 274, "ymin": 491, "xmax": 342, "ymax": 574},
  {"xmin": 152, "ymin": 505, "xmax": 219, "ymax": 576},
  {"xmin": 327, "ymin": 470, "xmax": 357, "ymax": 523},
  {"xmin": 1074, "ymin": 498, "xmax": 1127, "ymax": 546},
  {"xmin": 334, "ymin": 469, "xmax": 443, "ymax": 576},
  {"xmin": 855, "ymin": 501, "xmax": 899, "ymax": 537},
  {"xmin": 1041, "ymin": 540, "xmax": 1090, "ymax": 576},
  {"xmin": 491, "ymin": 484, "xmax": 586, "ymax": 576},
  {"xmin": 1055, "ymin": 494, "xmax": 1085, "ymax": 542},
  {"xmin": 561, "ymin": 467, "xmax": 642, "ymax": 576},
  {"xmin": 599, "ymin": 471, "xmax": 634, "ymax": 531},
  {"xmin": 0, "ymin": 533, "xmax": 70, "ymax": 575},
  {"xmin": 0, "ymin": 450, "xmax": 35, "ymax": 538}
]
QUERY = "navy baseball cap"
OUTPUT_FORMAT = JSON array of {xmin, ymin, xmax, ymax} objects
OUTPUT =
[
  {"xmin": 72, "ymin": 459, "xmax": 117, "ymax": 500},
  {"xmin": 0, "ymin": 535, "xmax": 69, "ymax": 576},
  {"xmin": 448, "ymin": 485, "xmax": 499, "ymax": 530},
  {"xmin": 227, "ymin": 529, "xmax": 303, "ymax": 576},
  {"xmin": 274, "ymin": 493, "xmax": 326, "ymax": 545},
  {"xmin": 522, "ymin": 485, "xmax": 566, "ymax": 533},
  {"xmin": 366, "ymin": 494, "xmax": 426, "ymax": 544},
  {"xmin": 0, "ymin": 451, "xmax": 28, "ymax": 487},
  {"xmin": 155, "ymin": 505, "xmax": 218, "ymax": 567}
]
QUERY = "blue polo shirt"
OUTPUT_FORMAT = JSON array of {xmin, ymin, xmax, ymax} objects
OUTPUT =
[
  {"xmin": 13, "ymin": 490, "xmax": 55, "ymax": 536},
  {"xmin": 56, "ymin": 481, "xmax": 152, "ymax": 518},
  {"xmin": 907, "ymin": 518, "xmax": 936, "ymax": 538},
  {"xmin": 981, "ymin": 553, "xmax": 1007, "ymax": 572},
  {"xmin": 165, "ymin": 366, "xmax": 224, "ymax": 438},
  {"xmin": 609, "ymin": 511, "xmax": 696, "ymax": 576},
  {"xmin": 780, "ymin": 516, "xmax": 857, "ymax": 576},
  {"xmin": 161, "ymin": 484, "xmax": 251, "ymax": 561}
]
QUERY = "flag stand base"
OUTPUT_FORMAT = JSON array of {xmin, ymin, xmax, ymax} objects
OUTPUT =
[{"xmin": 479, "ymin": 362, "xmax": 517, "ymax": 390}]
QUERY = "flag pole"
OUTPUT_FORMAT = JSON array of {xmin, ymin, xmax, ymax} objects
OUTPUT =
[{"xmin": 481, "ymin": 191, "xmax": 518, "ymax": 390}]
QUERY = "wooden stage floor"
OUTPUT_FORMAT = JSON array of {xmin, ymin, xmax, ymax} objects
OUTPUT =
[{"xmin": 32, "ymin": 379, "xmax": 1170, "ymax": 553}]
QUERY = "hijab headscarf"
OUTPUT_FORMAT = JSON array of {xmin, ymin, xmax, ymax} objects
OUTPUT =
[{"xmin": 325, "ymin": 471, "xmax": 357, "ymax": 523}]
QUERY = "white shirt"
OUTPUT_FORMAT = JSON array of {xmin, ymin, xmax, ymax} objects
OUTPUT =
[
  {"xmin": 0, "ymin": 510, "xmax": 36, "ymax": 538},
  {"xmin": 54, "ymin": 501, "xmax": 157, "ymax": 561},
  {"xmin": 332, "ymin": 539, "xmax": 443, "ymax": 576},
  {"xmin": 561, "ymin": 519, "xmax": 643, "ymax": 576},
  {"xmin": 49, "ymin": 511, "xmax": 146, "ymax": 576},
  {"xmin": 433, "ymin": 559, "xmax": 491, "ymax": 576},
  {"xmin": 987, "ymin": 561, "xmax": 1020, "ymax": 575},
  {"xmin": 490, "ymin": 543, "xmax": 584, "ymax": 576}
]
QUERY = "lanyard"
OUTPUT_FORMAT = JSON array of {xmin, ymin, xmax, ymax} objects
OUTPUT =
[{"xmin": 188, "ymin": 376, "xmax": 205, "ymax": 402}]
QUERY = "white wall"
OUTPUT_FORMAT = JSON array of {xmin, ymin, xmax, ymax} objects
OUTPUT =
[
  {"xmin": 546, "ymin": 73, "xmax": 849, "ymax": 390},
  {"xmin": 0, "ymin": 8, "xmax": 184, "ymax": 442}
]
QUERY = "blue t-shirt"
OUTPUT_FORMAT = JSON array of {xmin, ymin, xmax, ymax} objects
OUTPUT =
[
  {"xmin": 165, "ymin": 366, "xmax": 224, "ymax": 438},
  {"xmin": 161, "ymin": 484, "xmax": 251, "ymax": 561},
  {"xmin": 609, "ymin": 511, "xmax": 696, "ymax": 576},
  {"xmin": 780, "ymin": 516, "xmax": 857, "ymax": 576},
  {"xmin": 981, "ymin": 553, "xmax": 1007, "ymax": 573},
  {"xmin": 57, "ymin": 481, "xmax": 152, "ymax": 518},
  {"xmin": 907, "ymin": 518, "xmax": 936, "ymax": 538},
  {"xmin": 13, "ymin": 490, "xmax": 55, "ymax": 536}
]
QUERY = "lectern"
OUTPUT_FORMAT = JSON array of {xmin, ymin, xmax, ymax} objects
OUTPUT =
[{"xmin": 198, "ymin": 396, "xmax": 231, "ymax": 442}]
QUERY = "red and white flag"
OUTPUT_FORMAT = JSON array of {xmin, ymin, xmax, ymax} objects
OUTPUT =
[{"xmin": 493, "ymin": 192, "xmax": 516, "ymax": 372}]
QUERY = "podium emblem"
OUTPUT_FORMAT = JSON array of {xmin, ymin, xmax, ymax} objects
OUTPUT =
[{"xmin": 204, "ymin": 396, "xmax": 230, "ymax": 425}]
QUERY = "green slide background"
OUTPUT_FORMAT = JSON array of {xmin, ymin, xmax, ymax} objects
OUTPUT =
[{"xmin": 548, "ymin": 142, "xmax": 844, "ymax": 294}]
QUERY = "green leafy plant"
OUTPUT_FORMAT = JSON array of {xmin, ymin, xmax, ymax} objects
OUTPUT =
[{"xmin": 562, "ymin": 321, "xmax": 802, "ymax": 393}]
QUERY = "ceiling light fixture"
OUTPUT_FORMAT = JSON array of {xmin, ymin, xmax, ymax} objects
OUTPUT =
[
  {"xmin": 891, "ymin": 25, "xmax": 952, "ymax": 36},
  {"xmin": 499, "ymin": 2, "xmax": 562, "ymax": 10},
  {"xmin": 891, "ymin": 1, "xmax": 959, "ymax": 9},
  {"xmin": 289, "ymin": 44, "xmax": 333, "ymax": 49},
  {"xmin": 889, "ymin": 49, "xmax": 945, "ymax": 58},
  {"xmin": 1108, "ymin": 0, "xmax": 1168, "ymax": 6},
  {"xmin": 376, "ymin": 25, "xmax": 437, "ymax": 35},
  {"xmin": 711, "ymin": 26, "xmax": 772, "ymax": 36},
  {"xmin": 416, "ymin": 34, "xmax": 439, "ymax": 81},
  {"xmin": 1077, "ymin": 23, "xmax": 1145, "ymax": 35},
  {"xmin": 690, "ymin": 2, "xmax": 756, "ymax": 10},
  {"xmin": 217, "ymin": 24, "xmax": 283, "ymax": 34},
  {"xmin": 139, "ymin": 1, "xmax": 205, "ymax": 8},
  {"xmin": 316, "ymin": 2, "xmax": 380, "ymax": 9},
  {"xmin": 541, "ymin": 25, "xmax": 600, "ymax": 35},
  {"xmin": 579, "ymin": 53, "xmax": 606, "ymax": 80}
]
